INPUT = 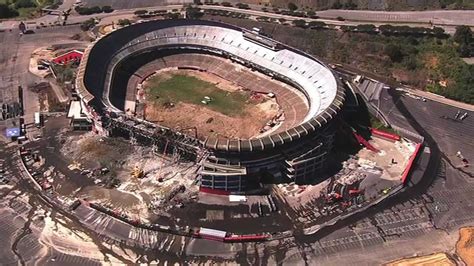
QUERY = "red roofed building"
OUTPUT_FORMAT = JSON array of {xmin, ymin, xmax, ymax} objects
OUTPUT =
[{"xmin": 52, "ymin": 50, "xmax": 84, "ymax": 65}]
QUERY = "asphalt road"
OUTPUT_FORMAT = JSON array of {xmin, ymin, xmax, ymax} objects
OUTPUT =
[
  {"xmin": 2, "ymin": 3, "xmax": 473, "ymax": 35},
  {"xmin": 80, "ymin": 0, "xmax": 474, "ymax": 27}
]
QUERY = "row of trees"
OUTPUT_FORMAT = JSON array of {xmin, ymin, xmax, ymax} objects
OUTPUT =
[
  {"xmin": 340, "ymin": 24, "xmax": 448, "ymax": 38},
  {"xmin": 204, "ymin": 9, "xmax": 249, "ymax": 19},
  {"xmin": 378, "ymin": 25, "xmax": 447, "ymax": 38},
  {"xmin": 292, "ymin": 19, "xmax": 327, "ymax": 29},
  {"xmin": 75, "ymin": 5, "xmax": 113, "ymax": 15},
  {"xmin": 133, "ymin": 9, "xmax": 181, "ymax": 19},
  {"xmin": 134, "ymin": 9, "xmax": 167, "ymax": 18}
]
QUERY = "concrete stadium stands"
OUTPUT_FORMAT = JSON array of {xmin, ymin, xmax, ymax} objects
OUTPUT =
[{"xmin": 76, "ymin": 20, "xmax": 346, "ymax": 192}]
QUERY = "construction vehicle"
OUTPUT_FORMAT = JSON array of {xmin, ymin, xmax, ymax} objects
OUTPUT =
[
  {"xmin": 131, "ymin": 165, "xmax": 144, "ymax": 179},
  {"xmin": 326, "ymin": 192, "xmax": 343, "ymax": 203}
]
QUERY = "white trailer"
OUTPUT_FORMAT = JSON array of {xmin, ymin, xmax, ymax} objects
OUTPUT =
[
  {"xmin": 198, "ymin": 227, "xmax": 227, "ymax": 241},
  {"xmin": 34, "ymin": 112, "xmax": 42, "ymax": 128}
]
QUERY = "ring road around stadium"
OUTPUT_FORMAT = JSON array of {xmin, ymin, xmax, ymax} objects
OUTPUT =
[{"xmin": 76, "ymin": 19, "xmax": 345, "ymax": 193}]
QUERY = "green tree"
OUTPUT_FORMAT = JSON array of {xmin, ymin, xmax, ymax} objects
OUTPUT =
[
  {"xmin": 308, "ymin": 21, "xmax": 326, "ymax": 28},
  {"xmin": 101, "ymin": 6, "xmax": 114, "ymax": 13},
  {"xmin": 454, "ymin": 25, "xmax": 472, "ymax": 44},
  {"xmin": 134, "ymin": 10, "xmax": 148, "ymax": 15},
  {"xmin": 384, "ymin": 44, "xmax": 404, "ymax": 62},
  {"xmin": 287, "ymin": 2, "xmax": 298, "ymax": 11},
  {"xmin": 117, "ymin": 19, "xmax": 131, "ymax": 26},
  {"xmin": 80, "ymin": 18, "xmax": 96, "ymax": 31},
  {"xmin": 0, "ymin": 4, "xmax": 18, "ymax": 18},
  {"xmin": 186, "ymin": 6, "xmax": 203, "ymax": 19},
  {"xmin": 14, "ymin": 0, "xmax": 36, "ymax": 9},
  {"xmin": 292, "ymin": 19, "xmax": 306, "ymax": 28}
]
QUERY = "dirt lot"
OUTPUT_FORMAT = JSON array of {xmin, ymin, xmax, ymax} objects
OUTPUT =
[
  {"xmin": 59, "ymin": 132, "xmax": 200, "ymax": 222},
  {"xmin": 386, "ymin": 252, "xmax": 455, "ymax": 266},
  {"xmin": 143, "ymin": 69, "xmax": 279, "ymax": 139},
  {"xmin": 456, "ymin": 226, "xmax": 474, "ymax": 265}
]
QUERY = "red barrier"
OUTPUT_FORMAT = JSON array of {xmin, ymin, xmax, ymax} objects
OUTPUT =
[
  {"xmin": 370, "ymin": 128, "xmax": 401, "ymax": 141},
  {"xmin": 199, "ymin": 187, "xmax": 231, "ymax": 195},
  {"xmin": 352, "ymin": 132, "xmax": 379, "ymax": 152},
  {"xmin": 401, "ymin": 143, "xmax": 422, "ymax": 185}
]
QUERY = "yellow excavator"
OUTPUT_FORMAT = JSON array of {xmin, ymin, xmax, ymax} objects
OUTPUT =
[{"xmin": 131, "ymin": 164, "xmax": 144, "ymax": 179}]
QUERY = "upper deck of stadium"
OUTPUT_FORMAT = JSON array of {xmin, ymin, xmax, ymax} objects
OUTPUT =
[{"xmin": 77, "ymin": 19, "xmax": 345, "ymax": 152}]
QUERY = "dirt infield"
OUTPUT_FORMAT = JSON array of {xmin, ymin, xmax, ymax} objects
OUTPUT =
[{"xmin": 143, "ymin": 69, "xmax": 279, "ymax": 139}]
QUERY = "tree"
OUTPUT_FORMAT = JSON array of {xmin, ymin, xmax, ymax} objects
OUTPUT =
[
  {"xmin": 117, "ymin": 19, "xmax": 131, "ymax": 26},
  {"xmin": 332, "ymin": 0, "xmax": 343, "ymax": 9},
  {"xmin": 308, "ymin": 21, "xmax": 326, "ymax": 28},
  {"xmin": 384, "ymin": 44, "xmax": 404, "ymax": 63},
  {"xmin": 287, "ymin": 2, "xmax": 298, "ymax": 11},
  {"xmin": 80, "ymin": 18, "xmax": 96, "ymax": 31},
  {"xmin": 186, "ymin": 6, "xmax": 203, "ymax": 19},
  {"xmin": 101, "ymin": 6, "xmax": 114, "ymax": 13},
  {"xmin": 454, "ymin": 25, "xmax": 472, "ymax": 44},
  {"xmin": 14, "ymin": 0, "xmax": 36, "ymax": 9},
  {"xmin": 292, "ymin": 19, "xmax": 306, "ymax": 28},
  {"xmin": 432, "ymin": 27, "xmax": 446, "ymax": 38},
  {"xmin": 236, "ymin": 3, "xmax": 250, "ymax": 9},
  {"xmin": 134, "ymin": 10, "xmax": 148, "ymax": 15},
  {"xmin": 0, "ymin": 4, "xmax": 19, "ymax": 18}
]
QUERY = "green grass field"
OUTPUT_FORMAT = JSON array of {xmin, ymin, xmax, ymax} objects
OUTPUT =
[{"xmin": 146, "ymin": 74, "xmax": 249, "ymax": 116}]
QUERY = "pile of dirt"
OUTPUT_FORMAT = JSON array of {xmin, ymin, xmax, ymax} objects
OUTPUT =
[
  {"xmin": 386, "ymin": 252, "xmax": 455, "ymax": 266},
  {"xmin": 456, "ymin": 226, "xmax": 474, "ymax": 265}
]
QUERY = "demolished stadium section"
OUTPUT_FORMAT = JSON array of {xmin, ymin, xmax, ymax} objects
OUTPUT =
[{"xmin": 76, "ymin": 19, "xmax": 345, "ymax": 192}]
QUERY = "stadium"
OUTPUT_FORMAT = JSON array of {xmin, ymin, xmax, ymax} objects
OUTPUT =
[{"xmin": 76, "ymin": 19, "xmax": 345, "ymax": 192}]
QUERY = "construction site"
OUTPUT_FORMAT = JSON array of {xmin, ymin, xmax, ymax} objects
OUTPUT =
[
  {"xmin": 17, "ymin": 103, "xmax": 419, "ymax": 235},
  {"xmin": 12, "ymin": 19, "xmax": 424, "ymax": 236}
]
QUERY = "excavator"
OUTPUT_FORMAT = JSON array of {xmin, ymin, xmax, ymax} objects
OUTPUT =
[{"xmin": 131, "ymin": 164, "xmax": 144, "ymax": 179}]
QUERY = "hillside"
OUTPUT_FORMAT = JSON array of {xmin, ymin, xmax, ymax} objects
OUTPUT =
[{"xmin": 268, "ymin": 0, "xmax": 474, "ymax": 10}]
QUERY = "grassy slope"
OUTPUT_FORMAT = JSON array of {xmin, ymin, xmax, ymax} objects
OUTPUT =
[
  {"xmin": 146, "ymin": 74, "xmax": 249, "ymax": 116},
  {"xmin": 269, "ymin": 0, "xmax": 473, "ymax": 10}
]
